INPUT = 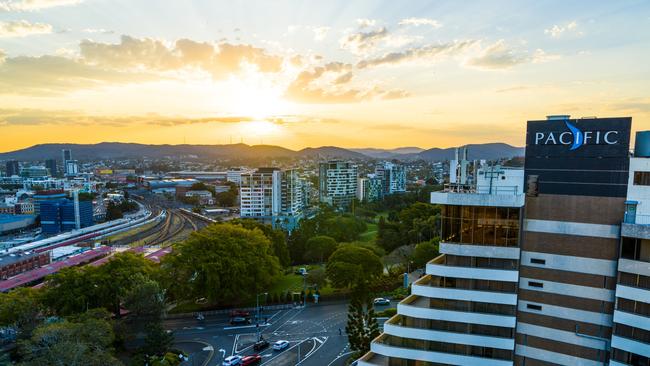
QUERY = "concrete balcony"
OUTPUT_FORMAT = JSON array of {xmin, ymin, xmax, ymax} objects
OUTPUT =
[
  {"xmin": 611, "ymin": 335, "xmax": 650, "ymax": 359},
  {"xmin": 426, "ymin": 263, "xmax": 519, "ymax": 282},
  {"xmin": 369, "ymin": 334, "xmax": 514, "ymax": 366},
  {"xmin": 398, "ymin": 295, "xmax": 517, "ymax": 328},
  {"xmin": 412, "ymin": 275, "xmax": 518, "ymax": 305},
  {"xmin": 618, "ymin": 258, "xmax": 650, "ymax": 277},
  {"xmin": 440, "ymin": 242, "xmax": 520, "ymax": 260},
  {"xmin": 383, "ymin": 316, "xmax": 515, "ymax": 350},
  {"xmin": 430, "ymin": 191, "xmax": 524, "ymax": 208}
]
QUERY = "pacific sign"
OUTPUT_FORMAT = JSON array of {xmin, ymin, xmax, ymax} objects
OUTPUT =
[{"xmin": 534, "ymin": 121, "xmax": 620, "ymax": 150}]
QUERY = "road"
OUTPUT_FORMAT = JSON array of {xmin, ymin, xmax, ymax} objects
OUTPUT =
[{"xmin": 165, "ymin": 301, "xmax": 372, "ymax": 366}]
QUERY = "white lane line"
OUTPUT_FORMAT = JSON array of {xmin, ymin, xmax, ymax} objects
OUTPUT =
[
  {"xmin": 326, "ymin": 351, "xmax": 354, "ymax": 366},
  {"xmin": 259, "ymin": 339, "xmax": 306, "ymax": 366}
]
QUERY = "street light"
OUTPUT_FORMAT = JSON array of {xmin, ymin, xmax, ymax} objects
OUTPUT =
[{"xmin": 256, "ymin": 292, "xmax": 267, "ymax": 340}]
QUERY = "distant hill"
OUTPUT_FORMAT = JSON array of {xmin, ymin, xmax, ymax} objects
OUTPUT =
[
  {"xmin": 0, "ymin": 142, "xmax": 366, "ymax": 161},
  {"xmin": 351, "ymin": 147, "xmax": 424, "ymax": 159},
  {"xmin": 417, "ymin": 143, "xmax": 525, "ymax": 161},
  {"xmin": 0, "ymin": 142, "xmax": 523, "ymax": 162}
]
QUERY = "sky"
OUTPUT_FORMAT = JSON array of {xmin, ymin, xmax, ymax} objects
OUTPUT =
[{"xmin": 0, "ymin": 0, "xmax": 649, "ymax": 152}]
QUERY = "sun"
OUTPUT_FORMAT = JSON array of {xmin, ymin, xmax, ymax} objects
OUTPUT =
[{"xmin": 223, "ymin": 74, "xmax": 293, "ymax": 120}]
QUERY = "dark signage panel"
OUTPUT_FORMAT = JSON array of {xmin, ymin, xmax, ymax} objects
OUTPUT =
[{"xmin": 524, "ymin": 117, "xmax": 631, "ymax": 197}]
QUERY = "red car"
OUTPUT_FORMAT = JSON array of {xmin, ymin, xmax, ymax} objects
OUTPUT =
[
  {"xmin": 241, "ymin": 355, "xmax": 262, "ymax": 365},
  {"xmin": 230, "ymin": 310, "xmax": 251, "ymax": 318}
]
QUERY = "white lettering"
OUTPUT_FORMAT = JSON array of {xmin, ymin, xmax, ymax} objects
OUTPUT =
[
  {"xmin": 535, "ymin": 132, "xmax": 545, "ymax": 144},
  {"xmin": 559, "ymin": 132, "xmax": 572, "ymax": 145},
  {"xmin": 604, "ymin": 131, "xmax": 619, "ymax": 145},
  {"xmin": 595, "ymin": 131, "xmax": 601, "ymax": 144},
  {"xmin": 545, "ymin": 133, "xmax": 557, "ymax": 145},
  {"xmin": 583, "ymin": 131, "xmax": 592, "ymax": 144}
]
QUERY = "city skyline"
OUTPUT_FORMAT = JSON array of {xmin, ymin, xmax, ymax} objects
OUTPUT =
[{"xmin": 1, "ymin": 0, "xmax": 649, "ymax": 152}]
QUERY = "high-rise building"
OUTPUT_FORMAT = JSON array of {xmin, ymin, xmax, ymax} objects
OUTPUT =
[
  {"xmin": 359, "ymin": 163, "xmax": 524, "ymax": 366},
  {"xmin": 610, "ymin": 131, "xmax": 650, "ymax": 366},
  {"xmin": 33, "ymin": 190, "xmax": 67, "ymax": 216},
  {"xmin": 45, "ymin": 159, "xmax": 57, "ymax": 177},
  {"xmin": 61, "ymin": 149, "xmax": 71, "ymax": 165},
  {"xmin": 319, "ymin": 160, "xmax": 358, "ymax": 209},
  {"xmin": 40, "ymin": 198, "xmax": 94, "ymax": 235},
  {"xmin": 515, "ymin": 116, "xmax": 631, "ymax": 366},
  {"xmin": 64, "ymin": 160, "xmax": 79, "ymax": 176},
  {"xmin": 376, "ymin": 162, "xmax": 407, "ymax": 195},
  {"xmin": 5, "ymin": 160, "xmax": 19, "ymax": 177},
  {"xmin": 357, "ymin": 175, "xmax": 383, "ymax": 202},
  {"xmin": 240, "ymin": 168, "xmax": 304, "ymax": 231},
  {"xmin": 358, "ymin": 115, "xmax": 639, "ymax": 366}
]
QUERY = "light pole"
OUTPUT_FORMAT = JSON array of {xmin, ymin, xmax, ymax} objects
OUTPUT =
[{"xmin": 256, "ymin": 292, "xmax": 267, "ymax": 340}]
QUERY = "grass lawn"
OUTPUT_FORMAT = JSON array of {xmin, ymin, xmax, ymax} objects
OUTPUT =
[{"xmin": 359, "ymin": 221, "xmax": 378, "ymax": 242}]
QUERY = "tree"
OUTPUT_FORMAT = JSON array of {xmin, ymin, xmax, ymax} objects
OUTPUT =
[
  {"xmin": 0, "ymin": 287, "xmax": 43, "ymax": 338},
  {"xmin": 304, "ymin": 235, "xmax": 338, "ymax": 263},
  {"xmin": 305, "ymin": 268, "xmax": 327, "ymax": 289},
  {"xmin": 106, "ymin": 201, "xmax": 123, "ymax": 220},
  {"xmin": 162, "ymin": 223, "xmax": 280, "ymax": 304},
  {"xmin": 230, "ymin": 219, "xmax": 291, "ymax": 267},
  {"xmin": 326, "ymin": 246, "xmax": 382, "ymax": 290},
  {"xmin": 216, "ymin": 190, "xmax": 237, "ymax": 207},
  {"xmin": 412, "ymin": 238, "xmax": 440, "ymax": 269},
  {"xmin": 321, "ymin": 216, "xmax": 367, "ymax": 242},
  {"xmin": 143, "ymin": 323, "xmax": 174, "ymax": 357},
  {"xmin": 18, "ymin": 310, "xmax": 120, "ymax": 366},
  {"xmin": 123, "ymin": 274, "xmax": 166, "ymax": 322},
  {"xmin": 346, "ymin": 298, "xmax": 380, "ymax": 355}
]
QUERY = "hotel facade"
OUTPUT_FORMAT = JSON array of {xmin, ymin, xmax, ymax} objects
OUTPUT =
[{"xmin": 359, "ymin": 116, "xmax": 650, "ymax": 366}]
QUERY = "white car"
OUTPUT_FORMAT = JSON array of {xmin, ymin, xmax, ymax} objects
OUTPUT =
[
  {"xmin": 273, "ymin": 340, "xmax": 290, "ymax": 351},
  {"xmin": 373, "ymin": 297, "xmax": 390, "ymax": 306},
  {"xmin": 222, "ymin": 355, "xmax": 242, "ymax": 366}
]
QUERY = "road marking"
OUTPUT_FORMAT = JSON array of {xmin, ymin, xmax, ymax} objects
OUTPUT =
[
  {"xmin": 173, "ymin": 339, "xmax": 214, "ymax": 366},
  {"xmin": 223, "ymin": 323, "xmax": 270, "ymax": 330},
  {"xmin": 327, "ymin": 351, "xmax": 354, "ymax": 366}
]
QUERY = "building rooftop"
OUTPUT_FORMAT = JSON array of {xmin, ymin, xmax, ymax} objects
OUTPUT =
[{"xmin": 0, "ymin": 214, "xmax": 37, "ymax": 224}]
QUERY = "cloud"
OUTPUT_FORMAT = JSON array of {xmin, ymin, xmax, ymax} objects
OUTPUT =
[
  {"xmin": 398, "ymin": 17, "xmax": 442, "ymax": 28},
  {"xmin": 545, "ymin": 21, "xmax": 582, "ymax": 38},
  {"xmin": 0, "ymin": 0, "xmax": 83, "ymax": 11},
  {"xmin": 357, "ymin": 40, "xmax": 478, "ymax": 68},
  {"xmin": 0, "ymin": 20, "xmax": 52, "ymax": 37},
  {"xmin": 467, "ymin": 40, "xmax": 549, "ymax": 70},
  {"xmin": 284, "ymin": 62, "xmax": 408, "ymax": 103},
  {"xmin": 339, "ymin": 27, "xmax": 389, "ymax": 55},
  {"xmin": 82, "ymin": 28, "xmax": 114, "ymax": 34},
  {"xmin": 313, "ymin": 26, "xmax": 330, "ymax": 41},
  {"xmin": 356, "ymin": 18, "xmax": 376, "ymax": 28},
  {"xmin": 0, "ymin": 54, "xmax": 158, "ymax": 94},
  {"xmin": 79, "ymin": 35, "xmax": 283, "ymax": 77}
]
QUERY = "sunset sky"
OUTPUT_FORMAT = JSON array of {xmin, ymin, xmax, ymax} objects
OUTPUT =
[{"xmin": 0, "ymin": 0, "xmax": 649, "ymax": 152}]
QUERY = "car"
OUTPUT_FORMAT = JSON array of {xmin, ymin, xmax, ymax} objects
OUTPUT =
[
  {"xmin": 272, "ymin": 340, "xmax": 289, "ymax": 350},
  {"xmin": 230, "ymin": 317, "xmax": 251, "ymax": 325},
  {"xmin": 222, "ymin": 355, "xmax": 242, "ymax": 366},
  {"xmin": 230, "ymin": 310, "xmax": 251, "ymax": 318},
  {"xmin": 253, "ymin": 339, "xmax": 269, "ymax": 351},
  {"xmin": 373, "ymin": 297, "xmax": 390, "ymax": 306},
  {"xmin": 241, "ymin": 355, "xmax": 262, "ymax": 365},
  {"xmin": 294, "ymin": 267, "xmax": 307, "ymax": 275}
]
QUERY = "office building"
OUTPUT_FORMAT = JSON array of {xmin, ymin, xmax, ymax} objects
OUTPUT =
[
  {"xmin": 5, "ymin": 160, "xmax": 19, "ymax": 177},
  {"xmin": 61, "ymin": 149, "xmax": 71, "ymax": 165},
  {"xmin": 240, "ymin": 168, "xmax": 304, "ymax": 231},
  {"xmin": 45, "ymin": 159, "xmax": 57, "ymax": 177},
  {"xmin": 20, "ymin": 166, "xmax": 49, "ymax": 178},
  {"xmin": 358, "ymin": 115, "xmax": 643, "ymax": 366},
  {"xmin": 40, "ymin": 198, "xmax": 94, "ymax": 235},
  {"xmin": 33, "ymin": 190, "xmax": 67, "ymax": 216},
  {"xmin": 319, "ymin": 161, "xmax": 358, "ymax": 209},
  {"xmin": 376, "ymin": 162, "xmax": 407, "ymax": 195}
]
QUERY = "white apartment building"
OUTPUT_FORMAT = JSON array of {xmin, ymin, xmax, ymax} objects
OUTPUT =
[
  {"xmin": 319, "ymin": 161, "xmax": 358, "ymax": 209},
  {"xmin": 240, "ymin": 168, "xmax": 304, "ymax": 231}
]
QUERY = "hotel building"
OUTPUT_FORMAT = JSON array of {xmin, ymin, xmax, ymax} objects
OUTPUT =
[
  {"xmin": 358, "ymin": 115, "xmax": 648, "ymax": 366},
  {"xmin": 319, "ymin": 160, "xmax": 358, "ymax": 209}
]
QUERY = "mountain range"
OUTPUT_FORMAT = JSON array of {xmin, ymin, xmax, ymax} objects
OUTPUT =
[{"xmin": 0, "ymin": 142, "xmax": 524, "ymax": 162}]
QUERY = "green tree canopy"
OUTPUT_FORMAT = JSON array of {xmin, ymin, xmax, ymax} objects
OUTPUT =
[
  {"xmin": 304, "ymin": 235, "xmax": 338, "ymax": 263},
  {"xmin": 18, "ymin": 310, "xmax": 120, "ymax": 366},
  {"xmin": 412, "ymin": 238, "xmax": 440, "ymax": 269},
  {"xmin": 230, "ymin": 219, "xmax": 290, "ymax": 267},
  {"xmin": 326, "ymin": 246, "xmax": 382, "ymax": 290},
  {"xmin": 0, "ymin": 287, "xmax": 43, "ymax": 338},
  {"xmin": 163, "ymin": 223, "xmax": 280, "ymax": 304}
]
